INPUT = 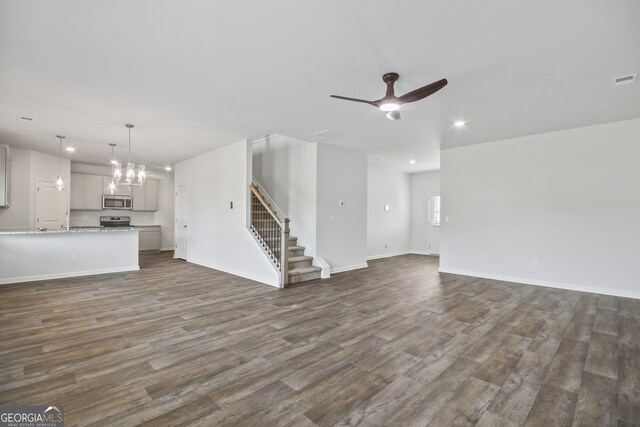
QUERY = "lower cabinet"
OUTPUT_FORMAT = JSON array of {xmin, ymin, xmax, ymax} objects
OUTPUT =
[{"xmin": 136, "ymin": 226, "xmax": 161, "ymax": 251}]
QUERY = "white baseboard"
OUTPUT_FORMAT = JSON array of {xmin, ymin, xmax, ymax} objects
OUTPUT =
[
  {"xmin": 331, "ymin": 263, "xmax": 368, "ymax": 274},
  {"xmin": 367, "ymin": 251, "xmax": 410, "ymax": 261},
  {"xmin": 409, "ymin": 250, "xmax": 438, "ymax": 256},
  {"xmin": 438, "ymin": 267, "xmax": 640, "ymax": 300},
  {"xmin": 161, "ymin": 247, "xmax": 175, "ymax": 252},
  {"xmin": 0, "ymin": 266, "xmax": 140, "ymax": 285}
]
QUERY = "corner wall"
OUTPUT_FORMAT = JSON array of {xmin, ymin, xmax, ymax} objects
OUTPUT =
[
  {"xmin": 175, "ymin": 139, "xmax": 280, "ymax": 287},
  {"xmin": 367, "ymin": 164, "xmax": 411, "ymax": 259},
  {"xmin": 409, "ymin": 170, "xmax": 440, "ymax": 254},
  {"xmin": 441, "ymin": 118, "xmax": 640, "ymax": 299},
  {"xmin": 317, "ymin": 144, "xmax": 368, "ymax": 273},
  {"xmin": 252, "ymin": 135, "xmax": 317, "ymax": 259},
  {"xmin": 0, "ymin": 147, "xmax": 71, "ymax": 231}
]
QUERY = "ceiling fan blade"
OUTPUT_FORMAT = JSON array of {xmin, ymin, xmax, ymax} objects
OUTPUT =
[
  {"xmin": 398, "ymin": 78, "xmax": 448, "ymax": 104},
  {"xmin": 330, "ymin": 95, "xmax": 378, "ymax": 107}
]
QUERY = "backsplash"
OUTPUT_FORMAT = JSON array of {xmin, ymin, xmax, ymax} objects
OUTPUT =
[{"xmin": 70, "ymin": 210, "xmax": 157, "ymax": 227}]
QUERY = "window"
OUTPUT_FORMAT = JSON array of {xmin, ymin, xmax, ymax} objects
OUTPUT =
[{"xmin": 432, "ymin": 196, "xmax": 441, "ymax": 226}]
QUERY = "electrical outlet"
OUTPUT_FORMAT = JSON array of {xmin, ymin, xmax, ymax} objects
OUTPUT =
[
  {"xmin": 72, "ymin": 252, "xmax": 79, "ymax": 260},
  {"xmin": 532, "ymin": 258, "xmax": 539, "ymax": 267},
  {"xmin": 341, "ymin": 248, "xmax": 345, "ymax": 255}
]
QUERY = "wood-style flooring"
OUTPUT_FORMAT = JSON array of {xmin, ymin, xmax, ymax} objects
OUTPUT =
[{"xmin": 1, "ymin": 252, "xmax": 638, "ymax": 426}]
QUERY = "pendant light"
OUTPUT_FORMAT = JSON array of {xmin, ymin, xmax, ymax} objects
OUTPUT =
[
  {"xmin": 111, "ymin": 124, "xmax": 145, "ymax": 186},
  {"xmin": 55, "ymin": 135, "xmax": 65, "ymax": 191},
  {"xmin": 125, "ymin": 123, "xmax": 145, "ymax": 185},
  {"xmin": 108, "ymin": 143, "xmax": 120, "ymax": 194}
]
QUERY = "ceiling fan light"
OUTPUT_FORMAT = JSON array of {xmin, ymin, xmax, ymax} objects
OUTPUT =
[
  {"xmin": 386, "ymin": 110, "xmax": 401, "ymax": 120},
  {"xmin": 379, "ymin": 102, "xmax": 400, "ymax": 112}
]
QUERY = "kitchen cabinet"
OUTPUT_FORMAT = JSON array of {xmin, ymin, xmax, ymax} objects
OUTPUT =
[
  {"xmin": 70, "ymin": 173, "xmax": 103, "ymax": 210},
  {"xmin": 136, "ymin": 226, "xmax": 161, "ymax": 251},
  {"xmin": 132, "ymin": 179, "xmax": 159, "ymax": 212}
]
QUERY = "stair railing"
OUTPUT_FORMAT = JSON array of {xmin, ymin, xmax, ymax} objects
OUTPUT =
[{"xmin": 249, "ymin": 184, "xmax": 290, "ymax": 287}]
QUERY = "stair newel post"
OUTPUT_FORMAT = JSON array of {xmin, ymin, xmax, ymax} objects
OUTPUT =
[{"xmin": 281, "ymin": 218, "xmax": 290, "ymax": 288}]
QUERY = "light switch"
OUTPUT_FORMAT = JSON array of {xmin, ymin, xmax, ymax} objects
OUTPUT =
[
  {"xmin": 384, "ymin": 205, "xmax": 390, "ymax": 211},
  {"xmin": 444, "ymin": 216, "xmax": 450, "ymax": 223},
  {"xmin": 330, "ymin": 215, "xmax": 336, "ymax": 222},
  {"xmin": 338, "ymin": 200, "xmax": 344, "ymax": 207}
]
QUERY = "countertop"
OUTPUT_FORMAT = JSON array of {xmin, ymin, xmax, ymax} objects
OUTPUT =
[{"xmin": 0, "ymin": 227, "xmax": 139, "ymax": 235}]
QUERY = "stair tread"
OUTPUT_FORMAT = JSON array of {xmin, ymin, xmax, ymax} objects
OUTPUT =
[
  {"xmin": 289, "ymin": 256, "xmax": 313, "ymax": 262},
  {"xmin": 289, "ymin": 245, "xmax": 305, "ymax": 251},
  {"xmin": 288, "ymin": 266, "xmax": 322, "ymax": 276}
]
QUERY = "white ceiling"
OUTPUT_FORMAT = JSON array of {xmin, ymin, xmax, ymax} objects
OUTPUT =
[{"xmin": 0, "ymin": 0, "xmax": 638, "ymax": 173}]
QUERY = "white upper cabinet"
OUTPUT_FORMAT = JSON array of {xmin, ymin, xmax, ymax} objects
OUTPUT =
[
  {"xmin": 70, "ymin": 173, "xmax": 104, "ymax": 210},
  {"xmin": 132, "ymin": 179, "xmax": 159, "ymax": 212}
]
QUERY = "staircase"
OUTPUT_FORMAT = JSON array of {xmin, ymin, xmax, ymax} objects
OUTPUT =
[
  {"xmin": 250, "ymin": 182, "xmax": 321, "ymax": 287},
  {"xmin": 287, "ymin": 235, "xmax": 321, "ymax": 285}
]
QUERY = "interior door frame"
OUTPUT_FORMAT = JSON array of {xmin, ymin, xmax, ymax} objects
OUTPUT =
[
  {"xmin": 35, "ymin": 177, "xmax": 67, "ymax": 230},
  {"xmin": 175, "ymin": 185, "xmax": 188, "ymax": 260},
  {"xmin": 427, "ymin": 190, "xmax": 440, "ymax": 255}
]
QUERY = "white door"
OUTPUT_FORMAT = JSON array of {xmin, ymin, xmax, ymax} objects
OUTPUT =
[
  {"xmin": 428, "ymin": 192, "xmax": 441, "ymax": 255},
  {"xmin": 175, "ymin": 185, "xmax": 188, "ymax": 259},
  {"xmin": 36, "ymin": 179, "xmax": 67, "ymax": 230}
]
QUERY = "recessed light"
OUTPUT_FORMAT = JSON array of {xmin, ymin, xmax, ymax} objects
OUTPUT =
[
  {"xmin": 409, "ymin": 159, "xmax": 416, "ymax": 165},
  {"xmin": 454, "ymin": 121, "xmax": 466, "ymax": 128},
  {"xmin": 165, "ymin": 166, "xmax": 172, "ymax": 171},
  {"xmin": 65, "ymin": 147, "xmax": 75, "ymax": 152},
  {"xmin": 110, "ymin": 160, "xmax": 119, "ymax": 165}
]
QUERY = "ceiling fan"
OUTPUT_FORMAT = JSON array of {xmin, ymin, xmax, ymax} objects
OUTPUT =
[{"xmin": 330, "ymin": 73, "xmax": 447, "ymax": 120}]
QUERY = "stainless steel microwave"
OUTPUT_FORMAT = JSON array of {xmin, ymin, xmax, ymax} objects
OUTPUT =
[{"xmin": 102, "ymin": 195, "xmax": 132, "ymax": 210}]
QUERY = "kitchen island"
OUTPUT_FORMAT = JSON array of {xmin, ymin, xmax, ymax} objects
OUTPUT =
[{"xmin": 0, "ymin": 228, "xmax": 139, "ymax": 284}]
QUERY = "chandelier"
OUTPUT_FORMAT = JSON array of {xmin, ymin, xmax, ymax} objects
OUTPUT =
[{"xmin": 111, "ymin": 123, "xmax": 145, "ymax": 187}]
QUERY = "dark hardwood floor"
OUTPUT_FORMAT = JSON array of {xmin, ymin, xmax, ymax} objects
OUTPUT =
[{"xmin": 1, "ymin": 252, "xmax": 638, "ymax": 426}]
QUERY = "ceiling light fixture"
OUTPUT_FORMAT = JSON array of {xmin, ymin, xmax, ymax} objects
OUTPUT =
[
  {"xmin": 108, "ymin": 143, "xmax": 120, "ymax": 194},
  {"xmin": 55, "ymin": 135, "xmax": 65, "ymax": 191},
  {"xmin": 386, "ymin": 111, "xmax": 401, "ymax": 120},
  {"xmin": 65, "ymin": 147, "xmax": 75, "ymax": 153},
  {"xmin": 111, "ymin": 124, "xmax": 145, "ymax": 187},
  {"xmin": 379, "ymin": 102, "xmax": 400, "ymax": 112},
  {"xmin": 164, "ymin": 166, "xmax": 172, "ymax": 172},
  {"xmin": 409, "ymin": 159, "xmax": 416, "ymax": 165},
  {"xmin": 454, "ymin": 120, "xmax": 466, "ymax": 128}
]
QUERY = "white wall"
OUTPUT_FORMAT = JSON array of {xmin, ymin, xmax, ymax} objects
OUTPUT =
[
  {"xmin": 409, "ymin": 170, "xmax": 440, "ymax": 254},
  {"xmin": 441, "ymin": 118, "xmax": 640, "ymax": 299},
  {"xmin": 0, "ymin": 147, "xmax": 71, "ymax": 230},
  {"xmin": 69, "ymin": 163, "xmax": 175, "ymax": 250},
  {"xmin": 317, "ymin": 143, "xmax": 368, "ymax": 273},
  {"xmin": 367, "ymin": 164, "xmax": 411, "ymax": 259},
  {"xmin": 252, "ymin": 135, "xmax": 317, "ymax": 258},
  {"xmin": 0, "ymin": 148, "xmax": 31, "ymax": 230},
  {"xmin": 175, "ymin": 139, "xmax": 280, "ymax": 287}
]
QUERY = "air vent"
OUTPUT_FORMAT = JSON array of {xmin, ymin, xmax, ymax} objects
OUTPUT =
[{"xmin": 613, "ymin": 73, "xmax": 637, "ymax": 87}]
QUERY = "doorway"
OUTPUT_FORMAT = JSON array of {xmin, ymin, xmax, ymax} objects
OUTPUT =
[
  {"xmin": 36, "ymin": 178, "xmax": 67, "ymax": 230},
  {"xmin": 428, "ymin": 191, "xmax": 440, "ymax": 255},
  {"xmin": 175, "ymin": 185, "xmax": 188, "ymax": 260}
]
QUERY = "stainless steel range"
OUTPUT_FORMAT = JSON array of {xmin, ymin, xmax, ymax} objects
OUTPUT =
[{"xmin": 100, "ymin": 216, "xmax": 132, "ymax": 228}]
